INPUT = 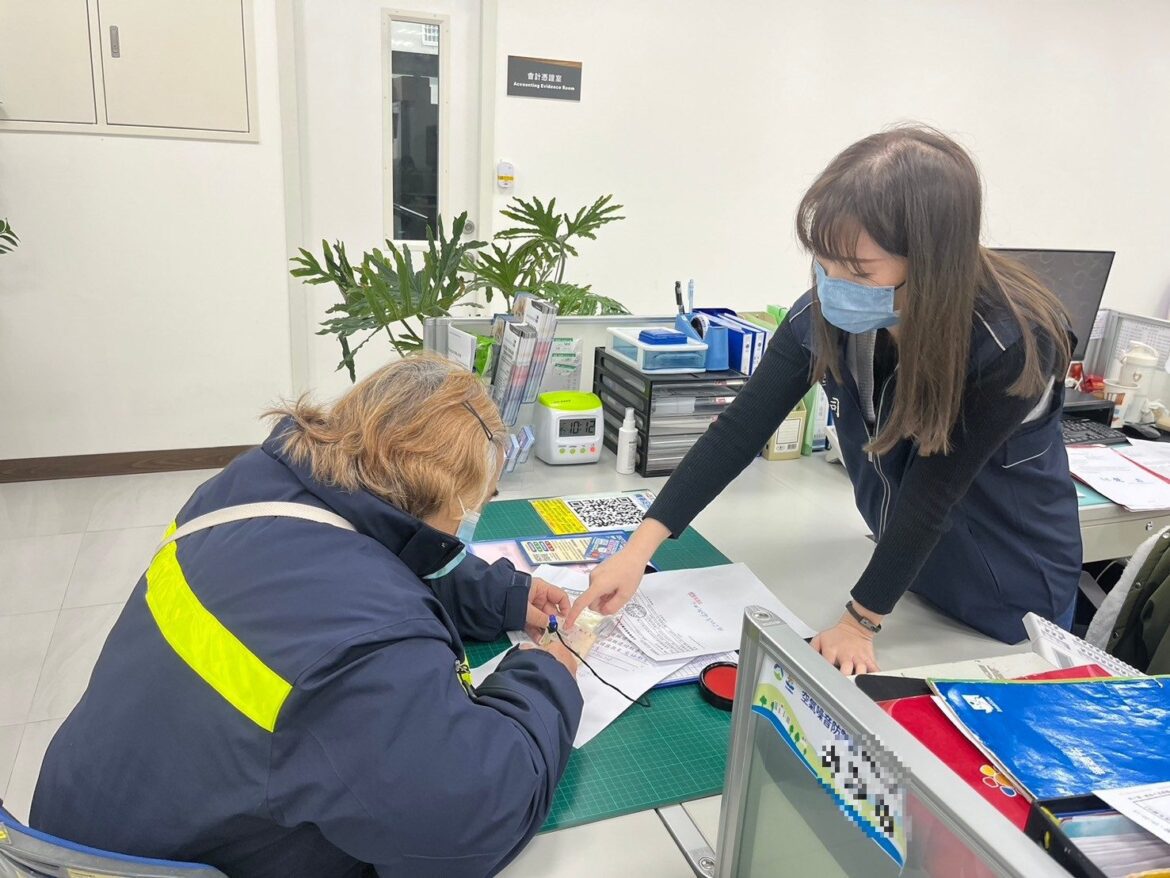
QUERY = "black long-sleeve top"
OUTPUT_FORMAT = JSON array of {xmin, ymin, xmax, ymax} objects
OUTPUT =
[{"xmin": 645, "ymin": 317, "xmax": 1051, "ymax": 615}]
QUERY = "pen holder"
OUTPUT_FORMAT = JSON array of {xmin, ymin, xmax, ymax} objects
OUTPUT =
[{"xmin": 675, "ymin": 314, "xmax": 729, "ymax": 371}]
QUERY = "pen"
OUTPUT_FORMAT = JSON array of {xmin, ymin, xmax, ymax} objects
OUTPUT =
[
  {"xmin": 675, "ymin": 280, "xmax": 684, "ymax": 315},
  {"xmin": 687, "ymin": 279, "xmax": 695, "ymax": 314}
]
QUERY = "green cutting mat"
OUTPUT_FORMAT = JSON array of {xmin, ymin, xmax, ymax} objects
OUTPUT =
[{"xmin": 466, "ymin": 496, "xmax": 733, "ymax": 832}]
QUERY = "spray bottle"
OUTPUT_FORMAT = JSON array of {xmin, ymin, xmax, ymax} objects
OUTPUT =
[{"xmin": 616, "ymin": 407, "xmax": 637, "ymax": 475}]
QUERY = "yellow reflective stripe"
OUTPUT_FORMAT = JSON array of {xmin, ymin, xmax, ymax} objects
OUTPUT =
[
  {"xmin": 456, "ymin": 656, "xmax": 474, "ymax": 694},
  {"xmin": 146, "ymin": 521, "xmax": 292, "ymax": 732}
]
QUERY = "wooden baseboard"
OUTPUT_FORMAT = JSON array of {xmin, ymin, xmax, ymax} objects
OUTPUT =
[{"xmin": 0, "ymin": 446, "xmax": 255, "ymax": 483}]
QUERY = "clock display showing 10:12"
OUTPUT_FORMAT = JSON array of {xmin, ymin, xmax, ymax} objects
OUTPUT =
[{"xmin": 558, "ymin": 417, "xmax": 597, "ymax": 438}]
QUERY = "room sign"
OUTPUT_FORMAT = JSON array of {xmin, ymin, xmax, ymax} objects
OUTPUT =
[{"xmin": 506, "ymin": 56, "xmax": 582, "ymax": 101}]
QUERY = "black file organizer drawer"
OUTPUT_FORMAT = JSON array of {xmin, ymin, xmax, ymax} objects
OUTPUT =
[{"xmin": 592, "ymin": 347, "xmax": 746, "ymax": 477}]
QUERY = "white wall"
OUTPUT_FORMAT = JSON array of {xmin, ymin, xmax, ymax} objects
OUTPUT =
[
  {"xmin": 488, "ymin": 0, "xmax": 1170, "ymax": 320},
  {"xmin": 5, "ymin": 0, "xmax": 1169, "ymax": 459},
  {"xmin": 0, "ymin": 0, "xmax": 291, "ymax": 459}
]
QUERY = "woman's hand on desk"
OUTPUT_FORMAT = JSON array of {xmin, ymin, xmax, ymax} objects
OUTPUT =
[{"xmin": 811, "ymin": 606, "xmax": 883, "ymax": 675}]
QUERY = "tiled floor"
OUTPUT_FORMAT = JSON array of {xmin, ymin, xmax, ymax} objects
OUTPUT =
[{"xmin": 0, "ymin": 469, "xmax": 220, "ymax": 822}]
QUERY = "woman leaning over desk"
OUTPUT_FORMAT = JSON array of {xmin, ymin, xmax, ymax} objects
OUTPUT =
[{"xmin": 568, "ymin": 125, "xmax": 1081, "ymax": 674}]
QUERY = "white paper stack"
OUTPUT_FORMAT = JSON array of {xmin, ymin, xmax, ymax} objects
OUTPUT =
[
  {"xmin": 1116, "ymin": 439, "xmax": 1170, "ymax": 483},
  {"xmin": 1067, "ymin": 445, "xmax": 1170, "ymax": 511},
  {"xmin": 471, "ymin": 563, "xmax": 814, "ymax": 748},
  {"xmin": 519, "ymin": 296, "xmax": 558, "ymax": 404},
  {"xmin": 490, "ymin": 321, "xmax": 536, "ymax": 426}
]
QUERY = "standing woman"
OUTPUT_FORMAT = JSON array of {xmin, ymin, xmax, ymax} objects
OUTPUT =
[{"xmin": 569, "ymin": 126, "xmax": 1080, "ymax": 674}]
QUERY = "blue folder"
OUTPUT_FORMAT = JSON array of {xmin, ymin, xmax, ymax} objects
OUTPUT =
[{"xmin": 933, "ymin": 676, "xmax": 1170, "ymax": 801}]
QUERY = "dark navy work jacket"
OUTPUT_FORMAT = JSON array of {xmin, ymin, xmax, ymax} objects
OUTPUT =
[
  {"xmin": 31, "ymin": 425, "xmax": 582, "ymax": 878},
  {"xmin": 787, "ymin": 292, "xmax": 1081, "ymax": 642}
]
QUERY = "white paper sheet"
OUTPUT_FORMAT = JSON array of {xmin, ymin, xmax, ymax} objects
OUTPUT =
[
  {"xmin": 446, "ymin": 326, "xmax": 478, "ymax": 370},
  {"xmin": 472, "ymin": 564, "xmax": 810, "ymax": 746},
  {"xmin": 472, "ymin": 625, "xmax": 687, "ymax": 749},
  {"xmin": 1116, "ymin": 439, "xmax": 1170, "ymax": 483},
  {"xmin": 615, "ymin": 562, "xmax": 816, "ymax": 661},
  {"xmin": 474, "ymin": 565, "xmax": 687, "ymax": 747},
  {"xmin": 660, "ymin": 650, "xmax": 739, "ymax": 685},
  {"xmin": 871, "ymin": 652, "xmax": 1056, "ymax": 682},
  {"xmin": 1097, "ymin": 781, "xmax": 1170, "ymax": 847},
  {"xmin": 1067, "ymin": 445, "xmax": 1170, "ymax": 512},
  {"xmin": 508, "ymin": 565, "xmax": 736, "ymax": 685}
]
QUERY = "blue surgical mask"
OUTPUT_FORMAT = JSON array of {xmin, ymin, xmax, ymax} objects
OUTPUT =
[{"xmin": 815, "ymin": 261, "xmax": 902, "ymax": 334}]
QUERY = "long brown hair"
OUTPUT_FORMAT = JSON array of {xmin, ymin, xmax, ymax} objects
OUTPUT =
[{"xmin": 796, "ymin": 125, "xmax": 1071, "ymax": 456}]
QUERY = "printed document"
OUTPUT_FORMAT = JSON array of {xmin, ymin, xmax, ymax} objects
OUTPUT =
[
  {"xmin": 472, "ymin": 571, "xmax": 687, "ymax": 749},
  {"xmin": 471, "ymin": 563, "xmax": 813, "ymax": 746},
  {"xmin": 1116, "ymin": 439, "xmax": 1170, "ymax": 484},
  {"xmin": 1097, "ymin": 781, "xmax": 1170, "ymax": 847},
  {"xmin": 471, "ymin": 564, "xmax": 687, "ymax": 748},
  {"xmin": 616, "ymin": 562, "xmax": 815, "ymax": 661},
  {"xmin": 1067, "ymin": 445, "xmax": 1170, "ymax": 511}
]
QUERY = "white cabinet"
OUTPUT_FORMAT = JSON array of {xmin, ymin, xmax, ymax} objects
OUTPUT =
[
  {"xmin": 0, "ymin": 0, "xmax": 256, "ymax": 141},
  {"xmin": 98, "ymin": 0, "xmax": 250, "ymax": 132},
  {"xmin": 0, "ymin": 0, "xmax": 97, "ymax": 123}
]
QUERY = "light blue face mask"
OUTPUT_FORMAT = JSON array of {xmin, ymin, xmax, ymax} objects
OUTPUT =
[
  {"xmin": 815, "ymin": 261, "xmax": 904, "ymax": 334},
  {"xmin": 422, "ymin": 500, "xmax": 480, "ymax": 580}
]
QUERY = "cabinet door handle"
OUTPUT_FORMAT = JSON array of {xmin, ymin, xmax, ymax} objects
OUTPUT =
[{"xmin": 109, "ymin": 25, "xmax": 121, "ymax": 58}]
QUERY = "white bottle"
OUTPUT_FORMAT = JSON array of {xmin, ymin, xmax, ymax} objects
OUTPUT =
[{"xmin": 616, "ymin": 407, "xmax": 638, "ymax": 475}]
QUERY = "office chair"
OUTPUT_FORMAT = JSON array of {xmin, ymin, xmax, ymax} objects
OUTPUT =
[{"xmin": 0, "ymin": 804, "xmax": 227, "ymax": 878}]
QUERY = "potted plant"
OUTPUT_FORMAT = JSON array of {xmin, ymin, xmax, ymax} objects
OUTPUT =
[
  {"xmin": 292, "ymin": 197, "xmax": 630, "ymax": 382},
  {"xmin": 291, "ymin": 213, "xmax": 482, "ymax": 381},
  {"xmin": 462, "ymin": 195, "xmax": 628, "ymax": 317}
]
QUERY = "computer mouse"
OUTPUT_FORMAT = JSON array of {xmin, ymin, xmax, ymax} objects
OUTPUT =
[{"xmin": 1123, "ymin": 423, "xmax": 1162, "ymax": 441}]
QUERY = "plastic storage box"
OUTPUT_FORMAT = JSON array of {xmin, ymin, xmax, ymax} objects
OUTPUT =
[
  {"xmin": 593, "ymin": 347, "xmax": 745, "ymax": 476},
  {"xmin": 607, "ymin": 327, "xmax": 708, "ymax": 373}
]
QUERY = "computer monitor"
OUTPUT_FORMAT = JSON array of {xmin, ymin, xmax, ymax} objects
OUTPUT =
[{"xmin": 993, "ymin": 249, "xmax": 1115, "ymax": 361}]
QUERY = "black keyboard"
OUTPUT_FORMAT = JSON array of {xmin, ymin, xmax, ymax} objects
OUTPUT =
[{"xmin": 1060, "ymin": 417, "xmax": 1130, "ymax": 446}]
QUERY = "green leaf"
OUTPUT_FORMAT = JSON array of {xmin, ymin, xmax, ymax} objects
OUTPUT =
[
  {"xmin": 496, "ymin": 195, "xmax": 563, "ymax": 242},
  {"xmin": 290, "ymin": 197, "xmax": 625, "ymax": 381},
  {"xmin": 536, "ymin": 281, "xmax": 631, "ymax": 316},
  {"xmin": 563, "ymin": 194, "xmax": 625, "ymax": 241},
  {"xmin": 0, "ymin": 218, "xmax": 16, "ymax": 255}
]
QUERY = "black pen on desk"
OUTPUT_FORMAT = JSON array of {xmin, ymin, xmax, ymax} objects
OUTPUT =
[{"xmin": 675, "ymin": 280, "xmax": 684, "ymax": 315}]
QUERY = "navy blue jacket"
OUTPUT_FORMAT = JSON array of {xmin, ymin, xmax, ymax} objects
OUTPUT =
[
  {"xmin": 31, "ymin": 427, "xmax": 582, "ymax": 878},
  {"xmin": 786, "ymin": 291, "xmax": 1082, "ymax": 641}
]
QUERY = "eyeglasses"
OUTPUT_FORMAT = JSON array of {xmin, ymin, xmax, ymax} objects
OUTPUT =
[
  {"xmin": 462, "ymin": 401, "xmax": 494, "ymax": 441},
  {"xmin": 463, "ymin": 402, "xmax": 500, "ymax": 497}
]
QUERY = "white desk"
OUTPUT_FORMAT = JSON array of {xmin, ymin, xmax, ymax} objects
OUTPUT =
[
  {"xmin": 495, "ymin": 451, "xmax": 1152, "ymax": 877},
  {"xmin": 1079, "ymin": 486, "xmax": 1170, "ymax": 562}
]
